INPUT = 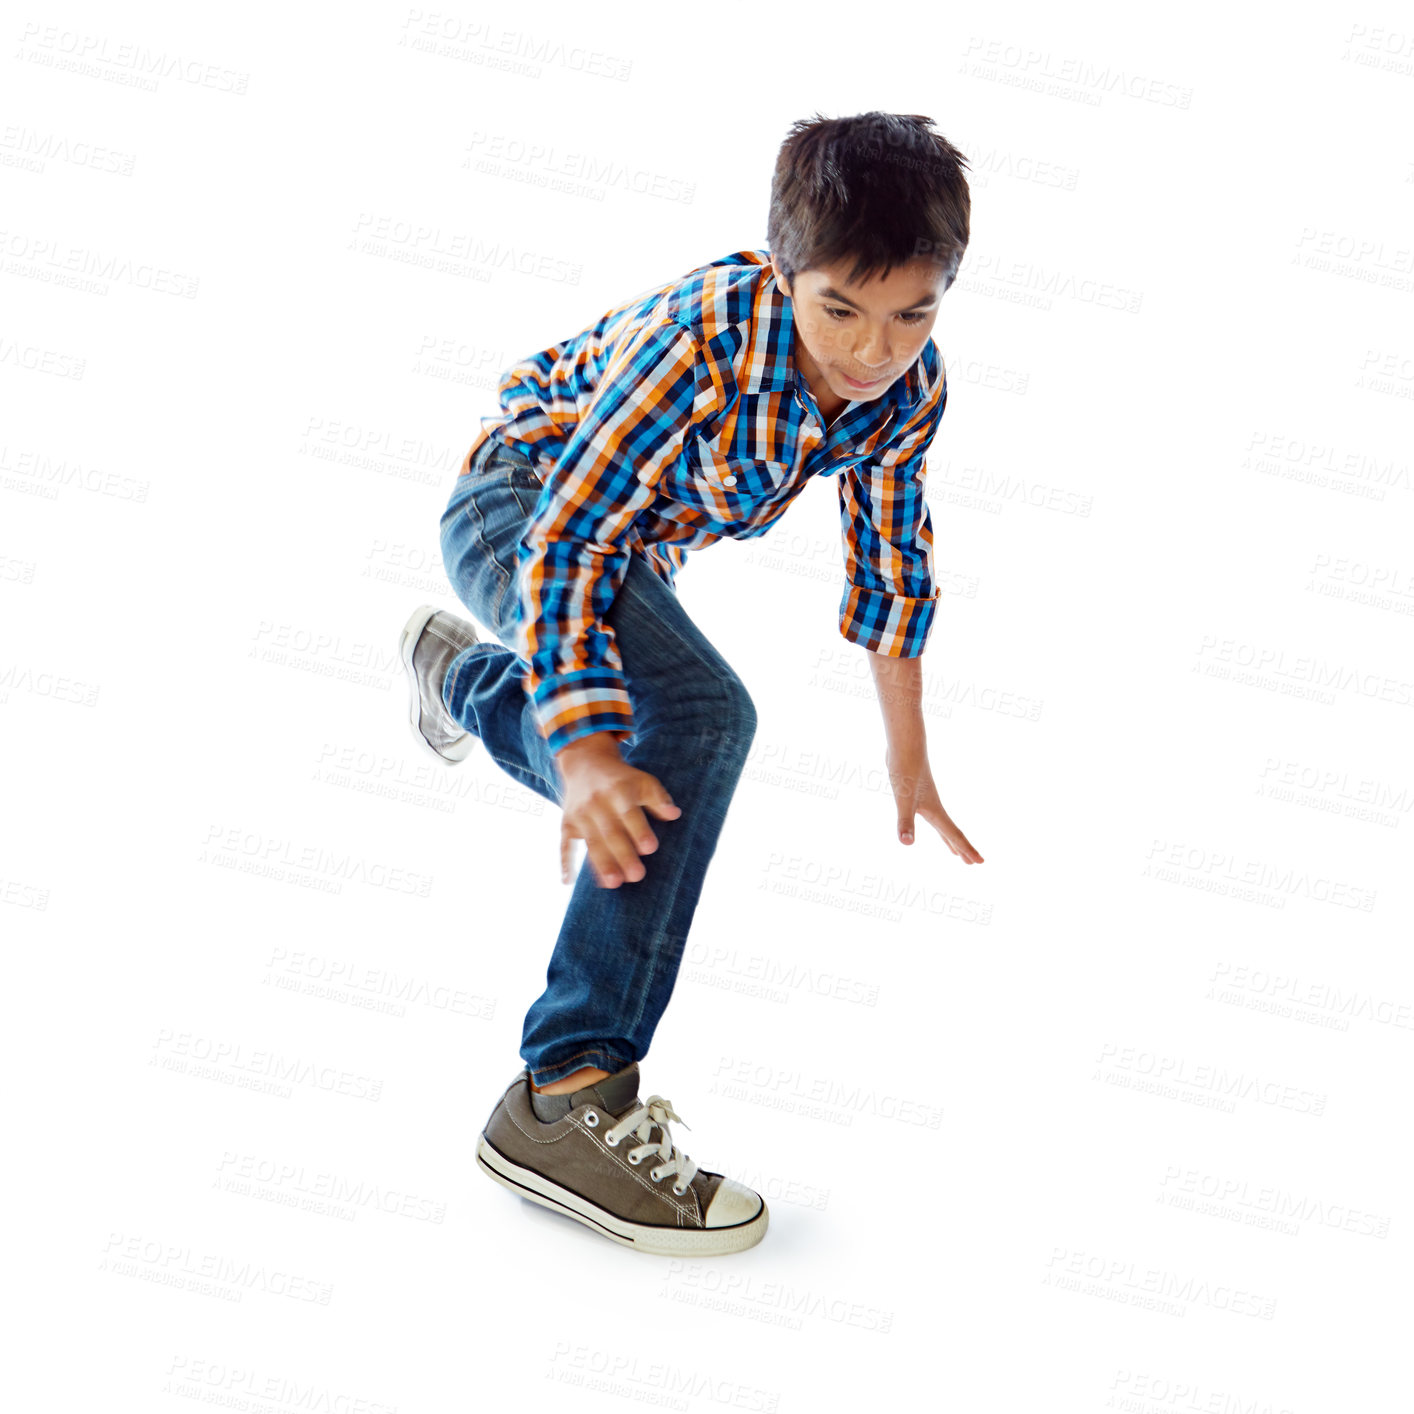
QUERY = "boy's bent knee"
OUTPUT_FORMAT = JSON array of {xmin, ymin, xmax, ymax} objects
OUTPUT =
[
  {"xmin": 698, "ymin": 678, "xmax": 756, "ymax": 761},
  {"xmin": 726, "ymin": 682, "xmax": 757, "ymax": 751},
  {"xmin": 634, "ymin": 669, "xmax": 756, "ymax": 762}
]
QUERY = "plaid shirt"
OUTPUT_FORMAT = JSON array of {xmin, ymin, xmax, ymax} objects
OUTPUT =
[{"xmin": 458, "ymin": 248, "xmax": 947, "ymax": 756}]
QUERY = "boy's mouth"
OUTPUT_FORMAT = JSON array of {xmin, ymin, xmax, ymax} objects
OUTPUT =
[{"xmin": 840, "ymin": 370, "xmax": 886, "ymax": 390}]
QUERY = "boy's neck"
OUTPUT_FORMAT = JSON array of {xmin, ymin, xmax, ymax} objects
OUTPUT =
[
  {"xmin": 815, "ymin": 386, "xmax": 849, "ymax": 427},
  {"xmin": 789, "ymin": 339, "xmax": 847, "ymax": 426}
]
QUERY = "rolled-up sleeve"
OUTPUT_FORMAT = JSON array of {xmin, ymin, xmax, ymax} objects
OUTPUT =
[
  {"xmin": 837, "ymin": 373, "xmax": 946, "ymax": 657},
  {"xmin": 512, "ymin": 317, "xmax": 707, "ymax": 755}
]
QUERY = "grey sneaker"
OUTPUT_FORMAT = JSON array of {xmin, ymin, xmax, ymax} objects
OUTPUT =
[
  {"xmin": 476, "ymin": 1063, "xmax": 769, "ymax": 1256},
  {"xmin": 398, "ymin": 604, "xmax": 479, "ymax": 764}
]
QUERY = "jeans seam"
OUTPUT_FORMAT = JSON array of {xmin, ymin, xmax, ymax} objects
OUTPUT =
[
  {"xmin": 463, "ymin": 484, "xmax": 511, "ymax": 613},
  {"xmin": 602, "ymin": 557, "xmax": 756, "ymax": 1046},
  {"xmin": 486, "ymin": 744, "xmax": 560, "ymax": 803},
  {"xmin": 446, "ymin": 642, "xmax": 562, "ymax": 802},
  {"xmin": 620, "ymin": 697, "xmax": 752, "ymax": 1045}
]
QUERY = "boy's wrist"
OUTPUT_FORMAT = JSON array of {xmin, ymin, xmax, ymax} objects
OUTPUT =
[{"xmin": 554, "ymin": 729, "xmax": 629, "ymax": 764}]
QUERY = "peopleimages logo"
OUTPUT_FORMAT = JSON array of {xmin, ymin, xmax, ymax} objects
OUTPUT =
[
  {"xmin": 151, "ymin": 1028, "xmax": 383, "ymax": 1102},
  {"xmin": 1094, "ymin": 1043, "xmax": 1327, "ymax": 1116},
  {"xmin": 200, "ymin": 825, "xmax": 433, "ymax": 898},
  {"xmin": 711, "ymin": 1058, "xmax": 943, "ymax": 1128}
]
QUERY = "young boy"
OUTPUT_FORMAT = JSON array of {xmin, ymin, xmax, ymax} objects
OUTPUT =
[{"xmin": 398, "ymin": 111, "xmax": 983, "ymax": 1256}]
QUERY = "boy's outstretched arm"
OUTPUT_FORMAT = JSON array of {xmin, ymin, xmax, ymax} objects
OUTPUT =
[
  {"xmin": 838, "ymin": 366, "xmax": 983, "ymax": 865},
  {"xmin": 867, "ymin": 649, "xmax": 983, "ymax": 864}
]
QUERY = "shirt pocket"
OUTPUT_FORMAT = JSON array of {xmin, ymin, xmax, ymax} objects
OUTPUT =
[{"xmin": 673, "ymin": 435, "xmax": 793, "ymax": 528}]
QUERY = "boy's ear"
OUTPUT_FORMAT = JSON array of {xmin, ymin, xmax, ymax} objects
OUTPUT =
[{"xmin": 769, "ymin": 254, "xmax": 790, "ymax": 298}]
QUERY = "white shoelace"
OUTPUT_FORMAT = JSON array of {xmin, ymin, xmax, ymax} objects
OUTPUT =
[{"xmin": 604, "ymin": 1096, "xmax": 700, "ymax": 1195}]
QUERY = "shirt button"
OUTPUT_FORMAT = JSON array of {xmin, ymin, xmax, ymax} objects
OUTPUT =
[{"xmin": 723, "ymin": 475, "xmax": 737, "ymax": 485}]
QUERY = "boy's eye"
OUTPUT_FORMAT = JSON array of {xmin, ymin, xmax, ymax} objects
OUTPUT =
[{"xmin": 823, "ymin": 306, "xmax": 928, "ymax": 324}]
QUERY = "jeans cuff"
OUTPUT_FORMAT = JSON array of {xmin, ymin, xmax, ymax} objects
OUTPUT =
[{"xmin": 527, "ymin": 1047, "xmax": 633, "ymax": 1090}]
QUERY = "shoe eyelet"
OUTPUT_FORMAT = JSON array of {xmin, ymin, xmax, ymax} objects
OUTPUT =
[
  {"xmin": 604, "ymin": 1133, "xmax": 619, "ymax": 1147},
  {"xmin": 583, "ymin": 1110, "xmax": 599, "ymax": 1128},
  {"xmin": 627, "ymin": 1152, "xmax": 642, "ymax": 1165},
  {"xmin": 649, "ymin": 1168, "xmax": 664, "ymax": 1183},
  {"xmin": 672, "ymin": 1185, "xmax": 686, "ymax": 1196}
]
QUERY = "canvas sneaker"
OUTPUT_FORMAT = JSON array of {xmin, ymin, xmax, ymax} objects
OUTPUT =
[
  {"xmin": 398, "ymin": 604, "xmax": 479, "ymax": 764},
  {"xmin": 476, "ymin": 1062, "xmax": 768, "ymax": 1256}
]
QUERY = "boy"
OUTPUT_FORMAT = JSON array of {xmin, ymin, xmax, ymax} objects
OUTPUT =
[{"xmin": 398, "ymin": 111, "xmax": 983, "ymax": 1256}]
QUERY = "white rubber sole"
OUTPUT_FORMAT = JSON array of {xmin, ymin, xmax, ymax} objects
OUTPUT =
[
  {"xmin": 476, "ymin": 1134, "xmax": 769, "ymax": 1257},
  {"xmin": 398, "ymin": 604, "xmax": 476, "ymax": 764}
]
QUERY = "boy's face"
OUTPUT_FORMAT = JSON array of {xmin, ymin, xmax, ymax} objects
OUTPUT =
[{"xmin": 771, "ymin": 254, "xmax": 946, "ymax": 410}]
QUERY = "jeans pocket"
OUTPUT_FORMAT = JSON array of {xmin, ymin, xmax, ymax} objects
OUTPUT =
[
  {"xmin": 442, "ymin": 453, "xmax": 541, "ymax": 642},
  {"xmin": 500, "ymin": 445, "xmax": 545, "ymax": 517}
]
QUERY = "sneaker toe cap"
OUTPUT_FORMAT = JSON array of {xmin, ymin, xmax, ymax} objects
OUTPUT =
[{"xmin": 703, "ymin": 1177, "xmax": 764, "ymax": 1228}]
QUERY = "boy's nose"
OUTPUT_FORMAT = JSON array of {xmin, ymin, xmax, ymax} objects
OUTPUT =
[{"xmin": 853, "ymin": 334, "xmax": 891, "ymax": 367}]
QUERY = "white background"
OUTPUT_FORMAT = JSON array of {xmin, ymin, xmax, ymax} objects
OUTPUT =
[{"xmin": 5, "ymin": 2, "xmax": 1412, "ymax": 1409}]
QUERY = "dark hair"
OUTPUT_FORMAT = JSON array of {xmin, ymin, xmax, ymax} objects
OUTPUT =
[{"xmin": 767, "ymin": 111, "xmax": 970, "ymax": 294}]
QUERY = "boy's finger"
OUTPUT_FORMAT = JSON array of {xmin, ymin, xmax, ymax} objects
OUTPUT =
[
  {"xmin": 620, "ymin": 803, "xmax": 659, "ymax": 855},
  {"xmin": 640, "ymin": 777, "xmax": 681, "ymax": 819},
  {"xmin": 580, "ymin": 811, "xmax": 645, "ymax": 886},
  {"xmin": 584, "ymin": 837, "xmax": 624, "ymax": 888},
  {"xmin": 595, "ymin": 813, "xmax": 648, "ymax": 883}
]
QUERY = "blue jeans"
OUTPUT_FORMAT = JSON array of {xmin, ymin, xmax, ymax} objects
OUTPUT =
[{"xmin": 438, "ymin": 434, "xmax": 758, "ymax": 1088}]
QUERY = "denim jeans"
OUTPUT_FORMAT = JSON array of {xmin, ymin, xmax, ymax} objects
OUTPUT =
[{"xmin": 438, "ymin": 434, "xmax": 758, "ymax": 1088}]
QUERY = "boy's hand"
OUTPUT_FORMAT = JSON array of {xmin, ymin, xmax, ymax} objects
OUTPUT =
[
  {"xmin": 554, "ymin": 733, "xmax": 682, "ymax": 888},
  {"xmin": 884, "ymin": 740, "xmax": 984, "ymax": 864}
]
